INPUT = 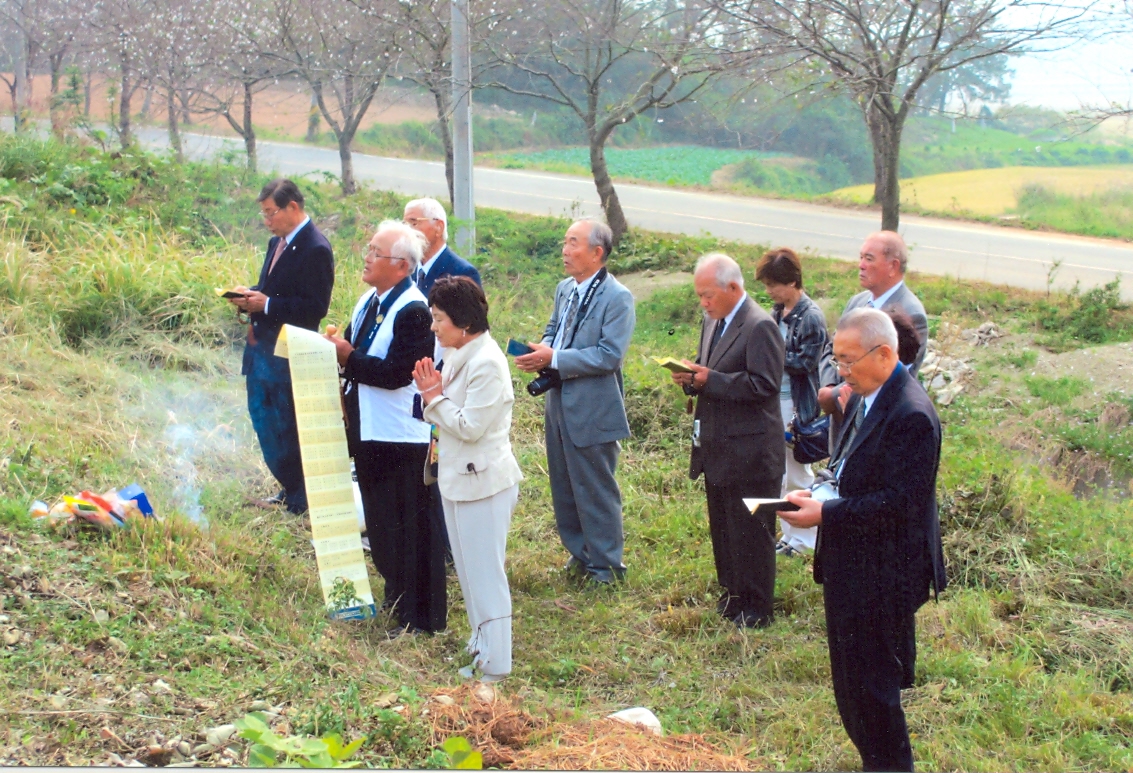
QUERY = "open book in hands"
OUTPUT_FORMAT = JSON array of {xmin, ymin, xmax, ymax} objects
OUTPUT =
[
  {"xmin": 214, "ymin": 287, "xmax": 247, "ymax": 299},
  {"xmin": 743, "ymin": 498, "xmax": 801, "ymax": 518},
  {"xmin": 652, "ymin": 356, "xmax": 695, "ymax": 374}
]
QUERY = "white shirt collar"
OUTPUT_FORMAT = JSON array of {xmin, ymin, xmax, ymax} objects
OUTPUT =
[
  {"xmin": 284, "ymin": 215, "xmax": 310, "ymax": 245},
  {"xmin": 862, "ymin": 385, "xmax": 883, "ymax": 416},
  {"xmin": 572, "ymin": 269, "xmax": 602, "ymax": 296},
  {"xmin": 871, "ymin": 280, "xmax": 904, "ymax": 309},
  {"xmin": 720, "ymin": 293, "xmax": 747, "ymax": 332},
  {"xmin": 420, "ymin": 244, "xmax": 446, "ymax": 277}
]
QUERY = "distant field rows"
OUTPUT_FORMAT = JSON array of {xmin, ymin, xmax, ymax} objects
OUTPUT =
[{"xmin": 832, "ymin": 165, "xmax": 1133, "ymax": 216}]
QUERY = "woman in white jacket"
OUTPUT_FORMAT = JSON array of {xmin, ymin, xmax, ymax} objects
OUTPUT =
[{"xmin": 412, "ymin": 276, "xmax": 523, "ymax": 683}]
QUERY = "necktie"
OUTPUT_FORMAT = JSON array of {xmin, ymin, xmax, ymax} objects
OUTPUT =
[
  {"xmin": 557, "ymin": 289, "xmax": 579, "ymax": 348},
  {"xmin": 706, "ymin": 318, "xmax": 725, "ymax": 360},
  {"xmin": 352, "ymin": 294, "xmax": 380, "ymax": 347},
  {"xmin": 267, "ymin": 237, "xmax": 287, "ymax": 275},
  {"xmin": 834, "ymin": 399, "xmax": 865, "ymax": 475},
  {"xmin": 415, "ymin": 266, "xmax": 426, "ymax": 290}
]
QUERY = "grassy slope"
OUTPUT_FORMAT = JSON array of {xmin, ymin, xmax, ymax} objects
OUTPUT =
[{"xmin": 1, "ymin": 137, "xmax": 1132, "ymax": 770}]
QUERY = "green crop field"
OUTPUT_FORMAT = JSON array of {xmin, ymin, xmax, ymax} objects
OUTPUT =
[{"xmin": 482, "ymin": 146, "xmax": 785, "ymax": 186}]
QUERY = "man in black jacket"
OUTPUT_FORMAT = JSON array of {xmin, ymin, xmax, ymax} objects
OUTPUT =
[
  {"xmin": 231, "ymin": 179, "xmax": 335, "ymax": 515},
  {"xmin": 782, "ymin": 307, "xmax": 946, "ymax": 772}
]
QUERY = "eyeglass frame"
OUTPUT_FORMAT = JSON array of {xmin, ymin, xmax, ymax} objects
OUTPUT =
[
  {"xmin": 403, "ymin": 217, "xmax": 438, "ymax": 227},
  {"xmin": 833, "ymin": 344, "xmax": 883, "ymax": 373},
  {"xmin": 365, "ymin": 245, "xmax": 408, "ymax": 261}
]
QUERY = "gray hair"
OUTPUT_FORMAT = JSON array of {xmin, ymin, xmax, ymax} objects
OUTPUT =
[
  {"xmin": 575, "ymin": 219, "xmax": 614, "ymax": 262},
  {"xmin": 694, "ymin": 252, "xmax": 745, "ymax": 289},
  {"xmin": 867, "ymin": 230, "xmax": 909, "ymax": 274},
  {"xmin": 377, "ymin": 219, "xmax": 426, "ymax": 273},
  {"xmin": 404, "ymin": 197, "xmax": 449, "ymax": 243},
  {"xmin": 837, "ymin": 307, "xmax": 898, "ymax": 351}
]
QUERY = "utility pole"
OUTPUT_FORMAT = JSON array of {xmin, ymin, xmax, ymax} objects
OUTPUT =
[{"xmin": 451, "ymin": 0, "xmax": 475, "ymax": 255}]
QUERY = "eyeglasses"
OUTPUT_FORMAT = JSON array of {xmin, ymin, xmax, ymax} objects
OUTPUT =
[
  {"xmin": 365, "ymin": 246, "xmax": 406, "ymax": 261},
  {"xmin": 834, "ymin": 344, "xmax": 882, "ymax": 373},
  {"xmin": 261, "ymin": 207, "xmax": 281, "ymax": 221},
  {"xmin": 404, "ymin": 217, "xmax": 437, "ymax": 227}
]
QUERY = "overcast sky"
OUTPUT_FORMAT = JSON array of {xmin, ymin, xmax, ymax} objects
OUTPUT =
[{"xmin": 1010, "ymin": 36, "xmax": 1133, "ymax": 110}]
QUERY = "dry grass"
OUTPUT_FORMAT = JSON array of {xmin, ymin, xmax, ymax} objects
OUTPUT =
[{"xmin": 830, "ymin": 164, "xmax": 1133, "ymax": 215}]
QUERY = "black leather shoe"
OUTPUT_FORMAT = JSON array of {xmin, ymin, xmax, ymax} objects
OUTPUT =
[{"xmin": 733, "ymin": 612, "xmax": 772, "ymax": 630}]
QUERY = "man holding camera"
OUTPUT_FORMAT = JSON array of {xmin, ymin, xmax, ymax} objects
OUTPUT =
[{"xmin": 515, "ymin": 219, "xmax": 636, "ymax": 584}]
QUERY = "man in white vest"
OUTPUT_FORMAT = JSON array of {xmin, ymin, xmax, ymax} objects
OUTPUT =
[{"xmin": 327, "ymin": 220, "xmax": 445, "ymax": 636}]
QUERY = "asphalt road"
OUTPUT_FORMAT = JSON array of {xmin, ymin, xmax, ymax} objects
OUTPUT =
[{"xmin": 147, "ymin": 129, "xmax": 1133, "ymax": 299}]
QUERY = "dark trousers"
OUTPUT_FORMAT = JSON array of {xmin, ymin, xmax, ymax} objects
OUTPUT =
[
  {"xmin": 354, "ymin": 440, "xmax": 446, "ymax": 633},
  {"xmin": 704, "ymin": 476, "xmax": 779, "ymax": 620},
  {"xmin": 825, "ymin": 586, "xmax": 917, "ymax": 772},
  {"xmin": 246, "ymin": 375, "xmax": 306, "ymax": 513}
]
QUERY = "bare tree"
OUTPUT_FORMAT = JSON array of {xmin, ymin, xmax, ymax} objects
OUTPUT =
[
  {"xmin": 274, "ymin": 0, "xmax": 402, "ymax": 195},
  {"xmin": 394, "ymin": 0, "xmax": 455, "ymax": 205},
  {"xmin": 0, "ymin": 0, "xmax": 87, "ymax": 134},
  {"xmin": 716, "ymin": 0, "xmax": 1094, "ymax": 230},
  {"xmin": 141, "ymin": 0, "xmax": 209, "ymax": 161},
  {"xmin": 194, "ymin": 0, "xmax": 280, "ymax": 172},
  {"xmin": 88, "ymin": 0, "xmax": 152, "ymax": 146},
  {"xmin": 484, "ymin": 0, "xmax": 729, "ymax": 244}
]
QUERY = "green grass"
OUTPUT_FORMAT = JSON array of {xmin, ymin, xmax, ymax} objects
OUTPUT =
[
  {"xmin": 1024, "ymin": 375, "xmax": 1089, "ymax": 405},
  {"xmin": 1, "ymin": 135, "xmax": 1132, "ymax": 770},
  {"xmin": 481, "ymin": 146, "xmax": 785, "ymax": 187},
  {"xmin": 1014, "ymin": 184, "xmax": 1133, "ymax": 241}
]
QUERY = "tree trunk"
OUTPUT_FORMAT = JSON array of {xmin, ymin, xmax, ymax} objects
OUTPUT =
[
  {"xmin": 179, "ymin": 88, "xmax": 192, "ymax": 124},
  {"xmin": 305, "ymin": 87, "xmax": 319, "ymax": 142},
  {"xmin": 338, "ymin": 133, "xmax": 356, "ymax": 195},
  {"xmin": 243, "ymin": 81, "xmax": 257, "ymax": 174},
  {"xmin": 83, "ymin": 70, "xmax": 92, "ymax": 116},
  {"xmin": 49, "ymin": 56, "xmax": 63, "ymax": 137},
  {"xmin": 166, "ymin": 85, "xmax": 183, "ymax": 162},
  {"xmin": 432, "ymin": 87, "xmax": 455, "ymax": 206},
  {"xmin": 119, "ymin": 71, "xmax": 133, "ymax": 147},
  {"xmin": 865, "ymin": 102, "xmax": 903, "ymax": 231},
  {"xmin": 589, "ymin": 133, "xmax": 627, "ymax": 246},
  {"xmin": 140, "ymin": 82, "xmax": 153, "ymax": 120}
]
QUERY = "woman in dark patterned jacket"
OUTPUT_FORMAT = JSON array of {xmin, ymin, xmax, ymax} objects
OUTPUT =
[{"xmin": 756, "ymin": 247, "xmax": 830, "ymax": 557}]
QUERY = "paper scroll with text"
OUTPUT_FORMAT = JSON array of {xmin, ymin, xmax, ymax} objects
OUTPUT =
[{"xmin": 275, "ymin": 324, "xmax": 377, "ymax": 620}]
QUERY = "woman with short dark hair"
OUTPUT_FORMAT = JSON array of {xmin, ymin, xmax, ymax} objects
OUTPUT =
[
  {"xmin": 756, "ymin": 247, "xmax": 829, "ymax": 557},
  {"xmin": 413, "ymin": 277, "xmax": 522, "ymax": 683}
]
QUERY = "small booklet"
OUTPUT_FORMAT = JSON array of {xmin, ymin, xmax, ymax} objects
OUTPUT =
[
  {"xmin": 743, "ymin": 498, "xmax": 800, "ymax": 517},
  {"xmin": 653, "ymin": 356, "xmax": 695, "ymax": 373},
  {"xmin": 215, "ymin": 287, "xmax": 247, "ymax": 299},
  {"xmin": 506, "ymin": 338, "xmax": 534, "ymax": 357}
]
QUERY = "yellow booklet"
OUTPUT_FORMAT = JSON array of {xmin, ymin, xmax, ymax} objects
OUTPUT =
[
  {"xmin": 653, "ymin": 356, "xmax": 695, "ymax": 373},
  {"xmin": 215, "ymin": 287, "xmax": 247, "ymax": 299}
]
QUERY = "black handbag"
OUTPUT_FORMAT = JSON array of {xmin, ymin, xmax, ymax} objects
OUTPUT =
[{"xmin": 789, "ymin": 413, "xmax": 831, "ymax": 465}]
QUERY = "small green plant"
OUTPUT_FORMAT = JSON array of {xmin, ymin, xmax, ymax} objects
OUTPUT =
[
  {"xmin": 1024, "ymin": 375, "xmax": 1087, "ymax": 406},
  {"xmin": 326, "ymin": 576, "xmax": 363, "ymax": 612},
  {"xmin": 440, "ymin": 737, "xmax": 482, "ymax": 770},
  {"xmin": 234, "ymin": 712, "xmax": 365, "ymax": 768},
  {"xmin": 1000, "ymin": 348, "xmax": 1038, "ymax": 369}
]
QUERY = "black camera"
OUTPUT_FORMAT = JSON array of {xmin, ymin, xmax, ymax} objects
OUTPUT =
[{"xmin": 526, "ymin": 367, "xmax": 562, "ymax": 397}]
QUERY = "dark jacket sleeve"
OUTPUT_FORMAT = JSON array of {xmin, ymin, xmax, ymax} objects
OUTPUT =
[
  {"xmin": 265, "ymin": 241, "xmax": 335, "ymax": 327},
  {"xmin": 343, "ymin": 303, "xmax": 433, "ymax": 390},
  {"xmin": 784, "ymin": 305, "xmax": 828, "ymax": 376},
  {"xmin": 701, "ymin": 316, "xmax": 784, "ymax": 403},
  {"xmin": 821, "ymin": 410, "xmax": 938, "ymax": 534}
]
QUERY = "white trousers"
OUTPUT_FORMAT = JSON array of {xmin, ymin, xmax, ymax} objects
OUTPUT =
[
  {"xmin": 780, "ymin": 395, "xmax": 817, "ymax": 551},
  {"xmin": 442, "ymin": 484, "xmax": 518, "ymax": 676}
]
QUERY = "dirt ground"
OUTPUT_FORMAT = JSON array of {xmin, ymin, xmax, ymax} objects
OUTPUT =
[
  {"xmin": 618, "ymin": 270, "xmax": 694, "ymax": 300},
  {"xmin": 3, "ymin": 74, "xmax": 436, "ymax": 138}
]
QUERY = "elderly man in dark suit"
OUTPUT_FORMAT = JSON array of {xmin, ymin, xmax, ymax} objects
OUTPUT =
[
  {"xmin": 783, "ymin": 308, "xmax": 947, "ymax": 772},
  {"xmin": 671, "ymin": 253, "xmax": 785, "ymax": 629},
  {"xmin": 231, "ymin": 179, "xmax": 334, "ymax": 515},
  {"xmin": 404, "ymin": 197, "xmax": 481, "ymax": 296},
  {"xmin": 515, "ymin": 219, "xmax": 636, "ymax": 585}
]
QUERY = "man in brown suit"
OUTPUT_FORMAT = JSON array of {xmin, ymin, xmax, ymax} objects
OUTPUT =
[{"xmin": 671, "ymin": 253, "xmax": 785, "ymax": 628}]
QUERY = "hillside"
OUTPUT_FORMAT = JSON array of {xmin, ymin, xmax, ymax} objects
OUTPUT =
[{"xmin": 1, "ymin": 135, "xmax": 1131, "ymax": 770}]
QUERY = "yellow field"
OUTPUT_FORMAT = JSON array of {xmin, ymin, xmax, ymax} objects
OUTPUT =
[{"xmin": 831, "ymin": 165, "xmax": 1133, "ymax": 215}]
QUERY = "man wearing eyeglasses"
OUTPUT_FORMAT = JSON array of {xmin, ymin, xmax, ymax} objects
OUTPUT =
[
  {"xmin": 230, "ymin": 179, "xmax": 334, "ymax": 515},
  {"xmin": 325, "ymin": 221, "xmax": 444, "ymax": 636},
  {"xmin": 403, "ymin": 198, "xmax": 481, "ymax": 297},
  {"xmin": 781, "ymin": 308, "xmax": 946, "ymax": 773}
]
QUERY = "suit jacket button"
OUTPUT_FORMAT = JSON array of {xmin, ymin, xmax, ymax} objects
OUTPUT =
[{"xmin": 466, "ymin": 462, "xmax": 475, "ymax": 472}]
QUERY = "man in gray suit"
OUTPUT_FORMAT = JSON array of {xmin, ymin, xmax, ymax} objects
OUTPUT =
[
  {"xmin": 671, "ymin": 253, "xmax": 785, "ymax": 628},
  {"xmin": 842, "ymin": 231, "xmax": 928, "ymax": 375},
  {"xmin": 516, "ymin": 219, "xmax": 636, "ymax": 584}
]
